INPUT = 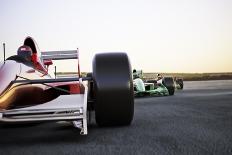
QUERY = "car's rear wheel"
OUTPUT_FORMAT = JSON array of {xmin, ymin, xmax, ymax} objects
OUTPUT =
[
  {"xmin": 92, "ymin": 53, "xmax": 134, "ymax": 126},
  {"xmin": 179, "ymin": 83, "xmax": 184, "ymax": 89},
  {"xmin": 162, "ymin": 77, "xmax": 175, "ymax": 95},
  {"xmin": 177, "ymin": 79, "xmax": 184, "ymax": 89}
]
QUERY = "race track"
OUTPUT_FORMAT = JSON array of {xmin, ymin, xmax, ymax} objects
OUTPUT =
[{"xmin": 0, "ymin": 80, "xmax": 232, "ymax": 155}]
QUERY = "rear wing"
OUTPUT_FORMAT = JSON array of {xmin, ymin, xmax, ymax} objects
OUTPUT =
[
  {"xmin": 41, "ymin": 49, "xmax": 78, "ymax": 60},
  {"xmin": 41, "ymin": 49, "xmax": 81, "ymax": 77}
]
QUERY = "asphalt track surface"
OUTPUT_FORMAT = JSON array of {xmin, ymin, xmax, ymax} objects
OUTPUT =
[{"xmin": 0, "ymin": 80, "xmax": 232, "ymax": 155}]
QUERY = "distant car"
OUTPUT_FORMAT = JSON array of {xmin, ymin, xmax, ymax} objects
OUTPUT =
[
  {"xmin": 133, "ymin": 70, "xmax": 170, "ymax": 96},
  {"xmin": 0, "ymin": 36, "xmax": 134, "ymax": 135},
  {"xmin": 132, "ymin": 70, "xmax": 176, "ymax": 95},
  {"xmin": 133, "ymin": 78, "xmax": 169, "ymax": 97}
]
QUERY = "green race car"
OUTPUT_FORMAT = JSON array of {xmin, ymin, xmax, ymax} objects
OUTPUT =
[
  {"xmin": 133, "ymin": 70, "xmax": 176, "ymax": 96},
  {"xmin": 133, "ymin": 70, "xmax": 170, "ymax": 97},
  {"xmin": 133, "ymin": 78, "xmax": 169, "ymax": 97}
]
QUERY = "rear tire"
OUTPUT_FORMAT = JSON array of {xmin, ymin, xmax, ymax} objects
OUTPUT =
[
  {"xmin": 179, "ymin": 83, "xmax": 183, "ymax": 89},
  {"xmin": 177, "ymin": 79, "xmax": 184, "ymax": 89},
  {"xmin": 92, "ymin": 53, "xmax": 134, "ymax": 126},
  {"xmin": 162, "ymin": 77, "xmax": 175, "ymax": 95}
]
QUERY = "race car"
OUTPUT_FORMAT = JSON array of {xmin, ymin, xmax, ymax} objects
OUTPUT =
[
  {"xmin": 133, "ymin": 70, "xmax": 175, "ymax": 96},
  {"xmin": 0, "ymin": 36, "xmax": 134, "ymax": 135},
  {"xmin": 133, "ymin": 70, "xmax": 169, "ymax": 97}
]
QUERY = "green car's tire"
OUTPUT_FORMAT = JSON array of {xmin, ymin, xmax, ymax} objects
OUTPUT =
[
  {"xmin": 92, "ymin": 53, "xmax": 134, "ymax": 126},
  {"xmin": 162, "ymin": 77, "xmax": 175, "ymax": 95},
  {"xmin": 176, "ymin": 79, "xmax": 184, "ymax": 89},
  {"xmin": 180, "ymin": 83, "xmax": 183, "ymax": 89}
]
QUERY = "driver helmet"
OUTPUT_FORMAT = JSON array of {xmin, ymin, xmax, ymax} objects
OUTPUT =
[
  {"xmin": 17, "ymin": 45, "xmax": 33, "ymax": 61},
  {"xmin": 157, "ymin": 73, "xmax": 162, "ymax": 80}
]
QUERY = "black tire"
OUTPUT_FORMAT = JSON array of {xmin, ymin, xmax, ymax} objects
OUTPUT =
[
  {"xmin": 162, "ymin": 77, "xmax": 175, "ymax": 95},
  {"xmin": 92, "ymin": 53, "xmax": 134, "ymax": 126},
  {"xmin": 179, "ymin": 83, "xmax": 184, "ymax": 89},
  {"xmin": 176, "ymin": 79, "xmax": 184, "ymax": 89}
]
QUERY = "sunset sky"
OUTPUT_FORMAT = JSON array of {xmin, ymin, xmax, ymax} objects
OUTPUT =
[{"xmin": 0, "ymin": 0, "xmax": 232, "ymax": 73}]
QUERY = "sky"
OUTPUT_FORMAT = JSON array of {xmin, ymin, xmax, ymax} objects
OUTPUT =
[{"xmin": 0, "ymin": 0, "xmax": 232, "ymax": 73}]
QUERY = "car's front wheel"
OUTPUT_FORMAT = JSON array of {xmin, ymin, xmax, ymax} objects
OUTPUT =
[{"xmin": 92, "ymin": 52, "xmax": 134, "ymax": 126}]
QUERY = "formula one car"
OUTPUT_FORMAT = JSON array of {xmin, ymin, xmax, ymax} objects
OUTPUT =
[
  {"xmin": 133, "ymin": 70, "xmax": 175, "ymax": 96},
  {"xmin": 0, "ymin": 37, "xmax": 134, "ymax": 135},
  {"xmin": 133, "ymin": 70, "xmax": 169, "ymax": 97}
]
